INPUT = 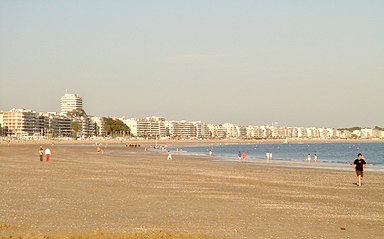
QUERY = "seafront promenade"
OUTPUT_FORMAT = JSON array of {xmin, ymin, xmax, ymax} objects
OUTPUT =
[{"xmin": 0, "ymin": 142, "xmax": 383, "ymax": 239}]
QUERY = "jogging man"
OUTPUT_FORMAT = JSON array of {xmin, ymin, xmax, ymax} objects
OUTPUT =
[{"xmin": 353, "ymin": 153, "xmax": 366, "ymax": 187}]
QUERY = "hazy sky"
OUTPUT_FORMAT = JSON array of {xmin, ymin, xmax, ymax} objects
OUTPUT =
[{"xmin": 1, "ymin": 1, "xmax": 383, "ymax": 128}]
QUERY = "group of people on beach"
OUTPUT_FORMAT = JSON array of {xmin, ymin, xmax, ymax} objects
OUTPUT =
[
  {"xmin": 237, "ymin": 151, "xmax": 247, "ymax": 161},
  {"xmin": 306, "ymin": 153, "xmax": 318, "ymax": 162},
  {"xmin": 38, "ymin": 143, "xmax": 367, "ymax": 187},
  {"xmin": 38, "ymin": 146, "xmax": 52, "ymax": 162}
]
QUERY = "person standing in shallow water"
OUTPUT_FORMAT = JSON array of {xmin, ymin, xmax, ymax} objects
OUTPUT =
[
  {"xmin": 306, "ymin": 154, "xmax": 311, "ymax": 162},
  {"xmin": 353, "ymin": 153, "xmax": 366, "ymax": 186}
]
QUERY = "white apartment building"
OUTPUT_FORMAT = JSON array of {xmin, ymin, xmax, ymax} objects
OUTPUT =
[
  {"xmin": 238, "ymin": 126, "xmax": 248, "ymax": 138},
  {"xmin": 0, "ymin": 109, "xmax": 74, "ymax": 138},
  {"xmin": 1, "ymin": 108, "xmax": 38, "ymax": 137},
  {"xmin": 192, "ymin": 121, "xmax": 210, "ymax": 138},
  {"xmin": 61, "ymin": 93, "xmax": 83, "ymax": 114},
  {"xmin": 207, "ymin": 124, "xmax": 225, "ymax": 138},
  {"xmin": 168, "ymin": 120, "xmax": 196, "ymax": 138},
  {"xmin": 39, "ymin": 112, "xmax": 72, "ymax": 137},
  {"xmin": 360, "ymin": 128, "xmax": 373, "ymax": 138},
  {"xmin": 222, "ymin": 123, "xmax": 239, "ymax": 138},
  {"xmin": 125, "ymin": 117, "xmax": 166, "ymax": 138},
  {"xmin": 91, "ymin": 116, "xmax": 103, "ymax": 136}
]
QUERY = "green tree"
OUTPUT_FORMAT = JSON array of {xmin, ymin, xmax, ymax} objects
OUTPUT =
[
  {"xmin": 71, "ymin": 121, "xmax": 80, "ymax": 139},
  {"xmin": 67, "ymin": 109, "xmax": 87, "ymax": 118},
  {"xmin": 102, "ymin": 117, "xmax": 130, "ymax": 137},
  {"xmin": 337, "ymin": 127, "xmax": 362, "ymax": 132}
]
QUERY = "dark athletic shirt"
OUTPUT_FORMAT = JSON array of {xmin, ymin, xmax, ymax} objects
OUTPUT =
[{"xmin": 354, "ymin": 159, "xmax": 366, "ymax": 171}]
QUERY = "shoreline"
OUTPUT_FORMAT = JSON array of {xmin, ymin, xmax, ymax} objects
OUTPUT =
[
  {"xmin": 158, "ymin": 149, "xmax": 384, "ymax": 174},
  {"xmin": 3, "ymin": 139, "xmax": 382, "ymax": 173},
  {"xmin": 1, "ymin": 137, "xmax": 383, "ymax": 147}
]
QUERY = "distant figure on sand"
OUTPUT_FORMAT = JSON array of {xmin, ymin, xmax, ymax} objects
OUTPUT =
[
  {"xmin": 306, "ymin": 154, "xmax": 311, "ymax": 162},
  {"xmin": 45, "ymin": 148, "xmax": 51, "ymax": 162},
  {"xmin": 241, "ymin": 152, "xmax": 247, "ymax": 161},
  {"xmin": 314, "ymin": 154, "xmax": 318, "ymax": 163},
  {"xmin": 238, "ymin": 151, "xmax": 242, "ymax": 160},
  {"xmin": 209, "ymin": 149, "xmax": 212, "ymax": 157},
  {"xmin": 39, "ymin": 146, "xmax": 44, "ymax": 162},
  {"xmin": 266, "ymin": 152, "xmax": 272, "ymax": 160},
  {"xmin": 353, "ymin": 153, "xmax": 366, "ymax": 186},
  {"xmin": 167, "ymin": 151, "xmax": 173, "ymax": 160}
]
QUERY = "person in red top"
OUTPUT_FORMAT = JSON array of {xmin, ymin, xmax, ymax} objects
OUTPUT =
[
  {"xmin": 353, "ymin": 153, "xmax": 366, "ymax": 187},
  {"xmin": 241, "ymin": 152, "xmax": 247, "ymax": 161}
]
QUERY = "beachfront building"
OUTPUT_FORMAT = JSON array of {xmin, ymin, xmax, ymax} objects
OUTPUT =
[
  {"xmin": 245, "ymin": 126, "xmax": 262, "ymax": 139},
  {"xmin": 61, "ymin": 93, "xmax": 83, "ymax": 114},
  {"xmin": 1, "ymin": 108, "xmax": 38, "ymax": 138},
  {"xmin": 297, "ymin": 127, "xmax": 308, "ymax": 138},
  {"xmin": 124, "ymin": 118, "xmax": 138, "ymax": 137},
  {"xmin": 167, "ymin": 120, "xmax": 196, "ymax": 138},
  {"xmin": 91, "ymin": 116, "xmax": 103, "ymax": 136},
  {"xmin": 0, "ymin": 113, "xmax": 5, "ymax": 136},
  {"xmin": 238, "ymin": 126, "xmax": 248, "ymax": 138},
  {"xmin": 222, "ymin": 123, "xmax": 239, "ymax": 138},
  {"xmin": 207, "ymin": 124, "xmax": 226, "ymax": 138},
  {"xmin": 372, "ymin": 128, "xmax": 384, "ymax": 138},
  {"xmin": 286, "ymin": 127, "xmax": 299, "ymax": 138},
  {"xmin": 271, "ymin": 126, "xmax": 287, "ymax": 139},
  {"xmin": 0, "ymin": 109, "xmax": 73, "ymax": 139},
  {"xmin": 38, "ymin": 112, "xmax": 72, "ymax": 138},
  {"xmin": 360, "ymin": 128, "xmax": 373, "ymax": 138},
  {"xmin": 125, "ymin": 117, "xmax": 166, "ymax": 138},
  {"xmin": 193, "ymin": 121, "xmax": 210, "ymax": 138},
  {"xmin": 259, "ymin": 126, "xmax": 272, "ymax": 138},
  {"xmin": 69, "ymin": 115, "xmax": 96, "ymax": 138},
  {"xmin": 336, "ymin": 129, "xmax": 352, "ymax": 139}
]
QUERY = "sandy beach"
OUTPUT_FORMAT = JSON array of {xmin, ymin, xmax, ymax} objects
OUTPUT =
[{"xmin": 0, "ymin": 142, "xmax": 383, "ymax": 239}]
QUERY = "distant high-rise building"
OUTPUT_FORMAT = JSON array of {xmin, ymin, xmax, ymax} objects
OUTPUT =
[{"xmin": 61, "ymin": 93, "xmax": 83, "ymax": 114}]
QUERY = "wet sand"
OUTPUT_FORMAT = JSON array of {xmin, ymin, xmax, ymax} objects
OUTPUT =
[{"xmin": 0, "ymin": 143, "xmax": 383, "ymax": 239}]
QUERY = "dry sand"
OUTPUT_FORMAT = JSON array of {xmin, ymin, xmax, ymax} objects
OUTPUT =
[{"xmin": 0, "ymin": 143, "xmax": 383, "ymax": 239}]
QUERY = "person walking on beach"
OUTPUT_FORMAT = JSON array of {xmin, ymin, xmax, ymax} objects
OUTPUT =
[
  {"xmin": 45, "ymin": 148, "xmax": 51, "ymax": 162},
  {"xmin": 209, "ymin": 149, "xmax": 212, "ymax": 157},
  {"xmin": 238, "ymin": 151, "xmax": 242, "ymax": 160},
  {"xmin": 167, "ymin": 151, "xmax": 173, "ymax": 160},
  {"xmin": 353, "ymin": 153, "xmax": 366, "ymax": 186},
  {"xmin": 314, "ymin": 154, "xmax": 318, "ymax": 163},
  {"xmin": 39, "ymin": 146, "xmax": 44, "ymax": 162}
]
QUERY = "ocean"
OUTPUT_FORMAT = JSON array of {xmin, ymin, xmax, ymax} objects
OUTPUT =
[{"xmin": 174, "ymin": 142, "xmax": 384, "ymax": 172}]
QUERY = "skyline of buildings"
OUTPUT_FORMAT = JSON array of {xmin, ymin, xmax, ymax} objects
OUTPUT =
[{"xmin": 0, "ymin": 92, "xmax": 383, "ymax": 140}]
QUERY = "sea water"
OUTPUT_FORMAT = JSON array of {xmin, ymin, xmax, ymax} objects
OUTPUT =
[{"xmin": 176, "ymin": 142, "xmax": 384, "ymax": 172}]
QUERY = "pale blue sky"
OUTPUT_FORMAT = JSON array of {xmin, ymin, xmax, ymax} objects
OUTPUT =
[{"xmin": 0, "ymin": 1, "xmax": 383, "ymax": 128}]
